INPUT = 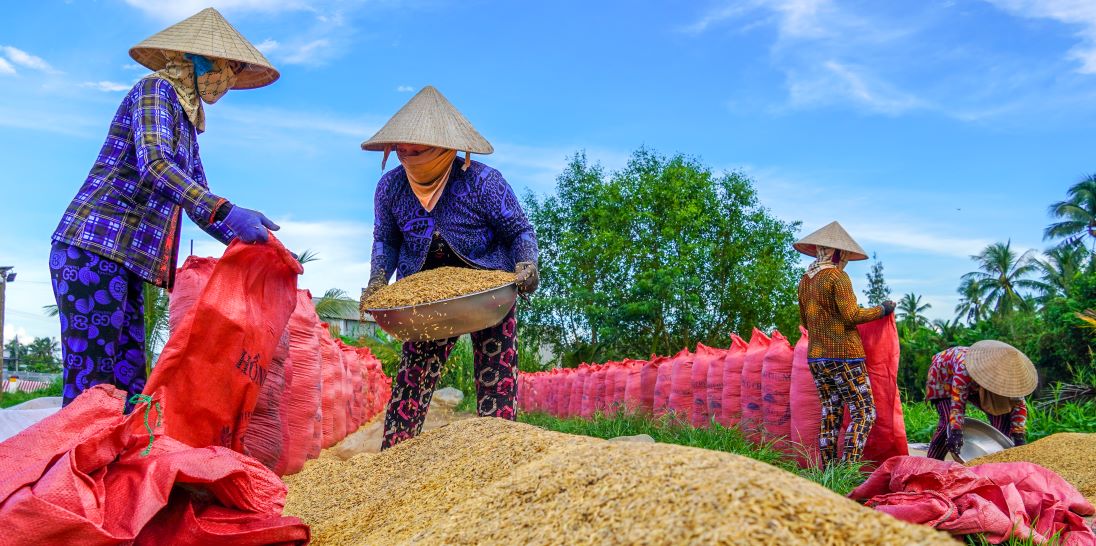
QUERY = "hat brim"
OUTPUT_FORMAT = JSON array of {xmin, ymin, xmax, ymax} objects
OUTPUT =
[
  {"xmin": 793, "ymin": 242, "xmax": 869, "ymax": 261},
  {"xmin": 129, "ymin": 47, "xmax": 279, "ymax": 90},
  {"xmin": 965, "ymin": 342, "xmax": 1038, "ymax": 398}
]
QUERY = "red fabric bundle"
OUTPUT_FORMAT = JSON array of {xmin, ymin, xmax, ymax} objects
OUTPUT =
[
  {"xmin": 704, "ymin": 345, "xmax": 727, "ymax": 425},
  {"xmin": 651, "ymin": 355, "xmax": 675, "ymax": 418},
  {"xmin": 241, "ymin": 330, "xmax": 291, "ymax": 473},
  {"xmin": 0, "ymin": 385, "xmax": 309, "ymax": 545},
  {"xmin": 761, "ymin": 330, "xmax": 794, "ymax": 452},
  {"xmin": 718, "ymin": 334, "xmax": 748, "ymax": 427},
  {"xmin": 144, "ymin": 237, "xmax": 301, "ymax": 451},
  {"xmin": 857, "ymin": 315, "xmax": 909, "ymax": 467},
  {"xmin": 167, "ymin": 256, "xmax": 216, "ymax": 333},
  {"xmin": 666, "ymin": 349, "xmax": 695, "ymax": 422},
  {"xmin": 850, "ymin": 456, "xmax": 1095, "ymax": 545},
  {"xmin": 739, "ymin": 328, "xmax": 772, "ymax": 442},
  {"xmin": 691, "ymin": 344, "xmax": 719, "ymax": 428},
  {"xmin": 789, "ymin": 326, "xmax": 821, "ymax": 468}
]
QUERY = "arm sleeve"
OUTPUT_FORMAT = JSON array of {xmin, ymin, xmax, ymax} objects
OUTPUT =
[
  {"xmin": 1010, "ymin": 399, "xmax": 1028, "ymax": 437},
  {"xmin": 370, "ymin": 176, "xmax": 400, "ymax": 282},
  {"xmin": 948, "ymin": 366, "xmax": 970, "ymax": 433},
  {"xmin": 798, "ymin": 280, "xmax": 808, "ymax": 330},
  {"xmin": 131, "ymin": 78, "xmax": 226, "ymax": 230},
  {"xmin": 482, "ymin": 168, "xmax": 539, "ymax": 266},
  {"xmin": 832, "ymin": 271, "xmax": 885, "ymax": 325},
  {"xmin": 186, "ymin": 145, "xmax": 235, "ymax": 245}
]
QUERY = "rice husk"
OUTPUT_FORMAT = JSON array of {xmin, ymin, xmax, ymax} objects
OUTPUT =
[
  {"xmin": 284, "ymin": 418, "xmax": 954, "ymax": 545},
  {"xmin": 968, "ymin": 432, "xmax": 1096, "ymax": 505},
  {"xmin": 362, "ymin": 267, "xmax": 514, "ymax": 310}
]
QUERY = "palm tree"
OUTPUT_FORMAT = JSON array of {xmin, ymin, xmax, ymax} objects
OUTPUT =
[
  {"xmin": 955, "ymin": 277, "xmax": 986, "ymax": 324},
  {"xmin": 962, "ymin": 241, "xmax": 1041, "ymax": 317},
  {"xmin": 897, "ymin": 293, "xmax": 931, "ymax": 329},
  {"xmin": 314, "ymin": 288, "xmax": 357, "ymax": 336},
  {"xmin": 1045, "ymin": 174, "xmax": 1096, "ymax": 251},
  {"xmin": 932, "ymin": 318, "xmax": 963, "ymax": 344},
  {"xmin": 1031, "ymin": 244, "xmax": 1088, "ymax": 302}
]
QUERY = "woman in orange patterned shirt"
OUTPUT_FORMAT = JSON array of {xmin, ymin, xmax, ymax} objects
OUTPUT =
[{"xmin": 795, "ymin": 222, "xmax": 895, "ymax": 466}]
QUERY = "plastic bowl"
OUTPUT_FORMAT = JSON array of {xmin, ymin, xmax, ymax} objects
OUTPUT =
[{"xmin": 366, "ymin": 283, "xmax": 517, "ymax": 342}]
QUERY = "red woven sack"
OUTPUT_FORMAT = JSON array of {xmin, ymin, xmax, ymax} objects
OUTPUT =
[
  {"xmin": 691, "ymin": 344, "xmax": 718, "ymax": 428},
  {"xmin": 340, "ymin": 343, "xmax": 364, "ymax": 431},
  {"xmin": 554, "ymin": 370, "xmax": 574, "ymax": 417},
  {"xmin": 581, "ymin": 365, "xmax": 607, "ymax": 418},
  {"xmin": 167, "ymin": 256, "xmax": 216, "ymax": 333},
  {"xmin": 241, "ymin": 329, "xmax": 290, "ymax": 473},
  {"xmin": 651, "ymin": 355, "xmax": 675, "ymax": 418},
  {"xmin": 704, "ymin": 345, "xmax": 727, "ymax": 424},
  {"xmin": 607, "ymin": 362, "xmax": 630, "ymax": 411},
  {"xmin": 285, "ymin": 291, "xmax": 322, "ymax": 466},
  {"xmin": 739, "ymin": 328, "xmax": 771, "ymax": 442},
  {"xmin": 789, "ymin": 326, "xmax": 821, "ymax": 468},
  {"xmin": 601, "ymin": 362, "xmax": 618, "ymax": 409},
  {"xmin": 666, "ymin": 349, "xmax": 695, "ymax": 423},
  {"xmin": 858, "ymin": 315, "xmax": 909, "ymax": 467},
  {"xmin": 761, "ymin": 330, "xmax": 795, "ymax": 452},
  {"xmin": 621, "ymin": 360, "xmax": 646, "ymax": 412},
  {"xmin": 143, "ymin": 237, "xmax": 301, "ymax": 451},
  {"xmin": 568, "ymin": 365, "xmax": 590, "ymax": 418},
  {"xmin": 317, "ymin": 326, "xmax": 343, "ymax": 448},
  {"xmin": 718, "ymin": 335, "xmax": 748, "ymax": 427},
  {"xmin": 0, "ymin": 385, "xmax": 309, "ymax": 545}
]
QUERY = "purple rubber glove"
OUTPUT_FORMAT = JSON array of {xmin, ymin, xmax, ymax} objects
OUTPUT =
[{"xmin": 222, "ymin": 205, "xmax": 279, "ymax": 244}]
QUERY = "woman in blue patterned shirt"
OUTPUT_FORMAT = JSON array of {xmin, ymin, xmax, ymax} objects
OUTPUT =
[
  {"xmin": 360, "ymin": 86, "xmax": 540, "ymax": 448},
  {"xmin": 49, "ymin": 9, "xmax": 281, "ymax": 410}
]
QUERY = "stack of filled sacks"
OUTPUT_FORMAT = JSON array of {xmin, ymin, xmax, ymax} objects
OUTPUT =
[
  {"xmin": 519, "ymin": 315, "xmax": 908, "ymax": 469},
  {"xmin": 164, "ymin": 255, "xmax": 392, "ymax": 476}
]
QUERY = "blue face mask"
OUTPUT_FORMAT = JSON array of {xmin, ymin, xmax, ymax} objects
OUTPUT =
[{"xmin": 184, "ymin": 53, "xmax": 215, "ymax": 77}]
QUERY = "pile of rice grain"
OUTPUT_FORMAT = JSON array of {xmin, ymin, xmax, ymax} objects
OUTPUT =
[
  {"xmin": 968, "ymin": 432, "xmax": 1096, "ymax": 505},
  {"xmin": 361, "ymin": 267, "xmax": 515, "ymax": 310},
  {"xmin": 284, "ymin": 418, "xmax": 954, "ymax": 545}
]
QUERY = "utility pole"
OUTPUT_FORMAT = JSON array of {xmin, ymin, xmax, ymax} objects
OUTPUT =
[{"xmin": 0, "ymin": 266, "xmax": 15, "ymax": 374}]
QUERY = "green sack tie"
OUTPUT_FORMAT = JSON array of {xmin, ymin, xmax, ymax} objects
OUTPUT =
[{"xmin": 127, "ymin": 394, "xmax": 162, "ymax": 457}]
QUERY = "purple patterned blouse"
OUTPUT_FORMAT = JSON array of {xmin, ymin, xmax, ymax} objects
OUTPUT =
[
  {"xmin": 371, "ymin": 158, "xmax": 538, "ymax": 281},
  {"xmin": 52, "ymin": 76, "xmax": 234, "ymax": 288}
]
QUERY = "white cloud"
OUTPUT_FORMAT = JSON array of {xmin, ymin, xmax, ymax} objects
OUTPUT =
[
  {"xmin": 122, "ymin": 63, "xmax": 144, "ymax": 71},
  {"xmin": 80, "ymin": 81, "xmax": 132, "ymax": 92},
  {"xmin": 787, "ymin": 60, "xmax": 928, "ymax": 115},
  {"xmin": 985, "ymin": 0, "xmax": 1096, "ymax": 74},
  {"xmin": 279, "ymin": 39, "xmax": 333, "ymax": 65},
  {"xmin": 1, "ymin": 46, "xmax": 59, "ymax": 74},
  {"xmin": 0, "ymin": 57, "xmax": 14, "ymax": 76},
  {"xmin": 3, "ymin": 325, "xmax": 31, "ymax": 345},
  {"xmin": 396, "ymin": 85, "xmax": 414, "ymax": 93},
  {"xmin": 255, "ymin": 39, "xmax": 280, "ymax": 54},
  {"xmin": 683, "ymin": 0, "xmax": 836, "ymax": 39}
]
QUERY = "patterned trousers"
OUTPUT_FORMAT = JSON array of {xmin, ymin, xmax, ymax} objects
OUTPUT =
[
  {"xmin": 925, "ymin": 398, "xmax": 1013, "ymax": 460},
  {"xmin": 49, "ymin": 242, "xmax": 147, "ymax": 412},
  {"xmin": 381, "ymin": 305, "xmax": 518, "ymax": 449},
  {"xmin": 808, "ymin": 358, "xmax": 877, "ymax": 466}
]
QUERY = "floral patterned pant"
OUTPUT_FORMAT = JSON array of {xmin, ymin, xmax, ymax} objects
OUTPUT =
[
  {"xmin": 49, "ymin": 242, "xmax": 146, "ymax": 412},
  {"xmin": 808, "ymin": 357, "xmax": 877, "ymax": 466},
  {"xmin": 925, "ymin": 398, "xmax": 1016, "ymax": 460},
  {"xmin": 381, "ymin": 305, "xmax": 518, "ymax": 449}
]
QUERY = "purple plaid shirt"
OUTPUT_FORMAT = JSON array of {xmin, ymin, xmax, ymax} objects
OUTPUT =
[
  {"xmin": 52, "ymin": 76, "xmax": 234, "ymax": 288},
  {"xmin": 372, "ymin": 158, "xmax": 538, "ymax": 281}
]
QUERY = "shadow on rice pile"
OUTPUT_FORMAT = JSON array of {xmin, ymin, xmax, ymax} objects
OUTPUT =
[{"xmin": 283, "ymin": 418, "xmax": 955, "ymax": 545}]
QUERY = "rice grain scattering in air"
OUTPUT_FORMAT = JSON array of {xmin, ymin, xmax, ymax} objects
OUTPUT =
[
  {"xmin": 361, "ymin": 266, "xmax": 515, "ymax": 310},
  {"xmin": 284, "ymin": 418, "xmax": 954, "ymax": 546},
  {"xmin": 968, "ymin": 432, "xmax": 1096, "ymax": 505}
]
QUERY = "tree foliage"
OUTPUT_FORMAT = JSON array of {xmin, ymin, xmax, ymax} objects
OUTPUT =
[
  {"xmin": 521, "ymin": 149, "xmax": 802, "ymax": 365},
  {"xmin": 863, "ymin": 253, "xmax": 891, "ymax": 306}
]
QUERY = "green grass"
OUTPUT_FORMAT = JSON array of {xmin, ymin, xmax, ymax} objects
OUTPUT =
[
  {"xmin": 0, "ymin": 380, "xmax": 63, "ymax": 408},
  {"xmin": 903, "ymin": 399, "xmax": 1096, "ymax": 444}
]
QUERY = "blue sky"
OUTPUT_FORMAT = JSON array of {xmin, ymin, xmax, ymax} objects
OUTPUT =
[{"xmin": 2, "ymin": 0, "xmax": 1095, "ymax": 343}]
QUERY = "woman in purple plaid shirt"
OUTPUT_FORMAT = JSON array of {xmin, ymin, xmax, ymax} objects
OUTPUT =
[{"xmin": 49, "ymin": 8, "xmax": 282, "ymax": 410}]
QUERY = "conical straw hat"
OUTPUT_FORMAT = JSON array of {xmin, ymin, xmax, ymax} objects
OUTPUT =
[
  {"xmin": 361, "ymin": 86, "xmax": 493, "ymax": 154},
  {"xmin": 965, "ymin": 340, "xmax": 1038, "ymax": 398},
  {"xmin": 793, "ymin": 221, "xmax": 869, "ymax": 261},
  {"xmin": 129, "ymin": 8, "xmax": 279, "ymax": 90}
]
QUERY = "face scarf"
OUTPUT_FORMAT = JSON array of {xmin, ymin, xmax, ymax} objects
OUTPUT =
[
  {"xmin": 975, "ymin": 384, "xmax": 1016, "ymax": 416},
  {"xmin": 806, "ymin": 246, "xmax": 837, "ymax": 278},
  {"xmin": 187, "ymin": 53, "xmax": 237, "ymax": 105},
  {"xmin": 154, "ymin": 52, "xmax": 205, "ymax": 132},
  {"xmin": 397, "ymin": 147, "xmax": 458, "ymax": 212}
]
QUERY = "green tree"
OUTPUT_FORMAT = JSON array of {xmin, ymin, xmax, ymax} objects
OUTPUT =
[
  {"xmin": 523, "ymin": 148, "xmax": 802, "ymax": 363},
  {"xmin": 955, "ymin": 277, "xmax": 986, "ymax": 325},
  {"xmin": 897, "ymin": 293, "xmax": 931, "ymax": 330},
  {"xmin": 25, "ymin": 337, "xmax": 61, "ymax": 373},
  {"xmin": 962, "ymin": 241, "xmax": 1040, "ymax": 318},
  {"xmin": 1032, "ymin": 244, "xmax": 1087, "ymax": 302},
  {"xmin": 863, "ymin": 253, "xmax": 891, "ymax": 306},
  {"xmin": 5, "ymin": 336, "xmax": 27, "ymax": 371},
  {"xmin": 1045, "ymin": 174, "xmax": 1096, "ymax": 251},
  {"xmin": 315, "ymin": 288, "xmax": 358, "ymax": 336}
]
